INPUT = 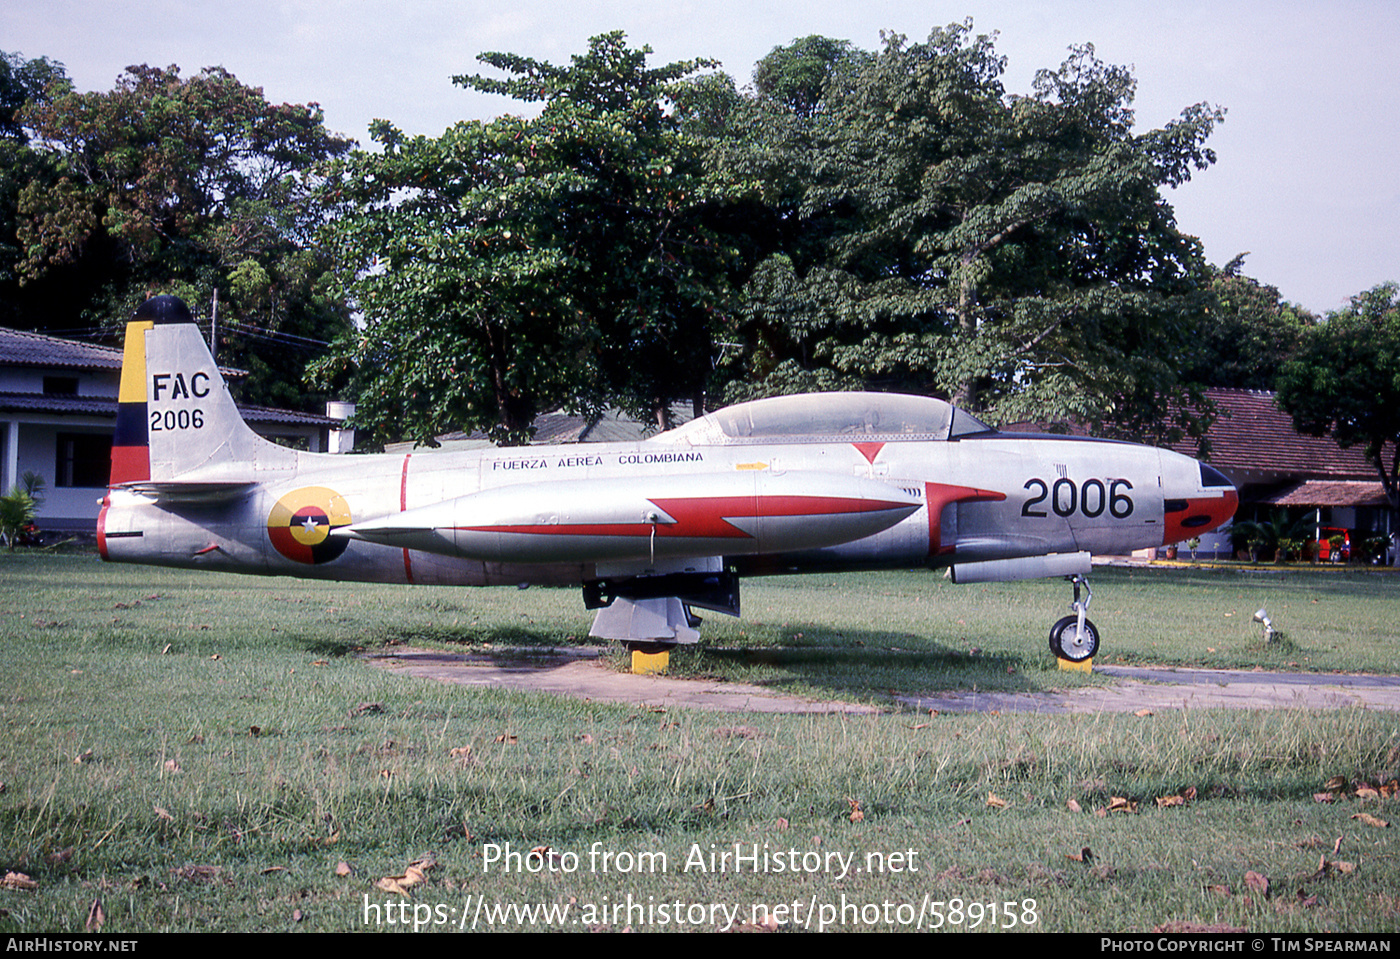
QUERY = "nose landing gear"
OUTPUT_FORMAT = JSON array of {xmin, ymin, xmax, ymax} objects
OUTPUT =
[{"xmin": 1049, "ymin": 574, "xmax": 1099, "ymax": 662}]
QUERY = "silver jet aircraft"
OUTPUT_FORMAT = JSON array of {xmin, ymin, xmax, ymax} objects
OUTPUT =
[{"xmin": 100, "ymin": 296, "xmax": 1238, "ymax": 661}]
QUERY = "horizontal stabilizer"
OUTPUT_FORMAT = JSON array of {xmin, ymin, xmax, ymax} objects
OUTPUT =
[{"xmin": 110, "ymin": 480, "xmax": 256, "ymax": 504}]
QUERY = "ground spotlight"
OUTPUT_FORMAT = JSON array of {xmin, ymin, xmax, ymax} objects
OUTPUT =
[{"xmin": 1253, "ymin": 607, "xmax": 1277, "ymax": 642}]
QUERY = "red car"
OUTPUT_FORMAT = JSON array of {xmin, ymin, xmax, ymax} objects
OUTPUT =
[{"xmin": 1315, "ymin": 528, "xmax": 1351, "ymax": 562}]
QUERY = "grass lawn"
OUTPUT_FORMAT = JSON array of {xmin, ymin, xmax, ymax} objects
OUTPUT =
[{"xmin": 1, "ymin": 552, "xmax": 1397, "ymax": 933}]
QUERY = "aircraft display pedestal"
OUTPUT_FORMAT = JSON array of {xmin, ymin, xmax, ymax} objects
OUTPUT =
[
  {"xmin": 1056, "ymin": 657, "xmax": 1093, "ymax": 673},
  {"xmin": 631, "ymin": 649, "xmax": 671, "ymax": 675}
]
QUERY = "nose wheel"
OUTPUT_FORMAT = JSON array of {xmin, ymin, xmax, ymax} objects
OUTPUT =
[{"xmin": 1049, "ymin": 575, "xmax": 1099, "ymax": 662}]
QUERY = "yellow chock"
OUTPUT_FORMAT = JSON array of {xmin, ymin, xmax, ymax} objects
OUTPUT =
[
  {"xmin": 1057, "ymin": 656, "xmax": 1093, "ymax": 673},
  {"xmin": 631, "ymin": 648, "xmax": 671, "ymax": 675}
]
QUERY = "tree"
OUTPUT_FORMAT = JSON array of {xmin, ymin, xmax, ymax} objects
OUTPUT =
[
  {"xmin": 316, "ymin": 33, "xmax": 741, "ymax": 445},
  {"xmin": 704, "ymin": 24, "xmax": 1224, "ymax": 444},
  {"xmin": 13, "ymin": 64, "xmax": 355, "ymax": 410},
  {"xmin": 0, "ymin": 51, "xmax": 67, "ymax": 326},
  {"xmin": 1181, "ymin": 254, "xmax": 1315, "ymax": 390},
  {"xmin": 0, "ymin": 51, "xmax": 67, "ymax": 143},
  {"xmin": 1276, "ymin": 283, "xmax": 1400, "ymax": 517}
]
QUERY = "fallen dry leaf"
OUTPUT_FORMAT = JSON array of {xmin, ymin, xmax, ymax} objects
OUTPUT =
[
  {"xmin": 73, "ymin": 749, "xmax": 94, "ymax": 765},
  {"xmin": 986, "ymin": 792, "xmax": 1007, "ymax": 809},
  {"xmin": 1108, "ymin": 796, "xmax": 1138, "ymax": 813},
  {"xmin": 1067, "ymin": 847, "xmax": 1094, "ymax": 863},
  {"xmin": 1205, "ymin": 884, "xmax": 1232, "ymax": 897},
  {"xmin": 1133, "ymin": 708, "xmax": 1154, "ymax": 717},
  {"xmin": 495, "ymin": 733, "xmax": 518, "ymax": 744},
  {"xmin": 163, "ymin": 759, "xmax": 181, "ymax": 773},
  {"xmin": 335, "ymin": 861, "xmax": 352, "ymax": 877},
  {"xmin": 1314, "ymin": 792, "xmax": 1339, "ymax": 803},
  {"xmin": 2, "ymin": 872, "xmax": 37, "ymax": 891},
  {"xmin": 173, "ymin": 864, "xmax": 225, "ymax": 884},
  {"xmin": 1354, "ymin": 786, "xmax": 1380, "ymax": 801},
  {"xmin": 1351, "ymin": 812, "xmax": 1388, "ymax": 828},
  {"xmin": 775, "ymin": 817, "xmax": 789, "ymax": 830},
  {"xmin": 1325, "ymin": 776, "xmax": 1349, "ymax": 792},
  {"xmin": 1156, "ymin": 794, "xmax": 1186, "ymax": 808},
  {"xmin": 1244, "ymin": 871, "xmax": 1270, "ymax": 898},
  {"xmin": 376, "ymin": 856, "xmax": 436, "ymax": 896},
  {"xmin": 1066, "ymin": 798, "xmax": 1082, "ymax": 813},
  {"xmin": 153, "ymin": 805, "xmax": 173, "ymax": 822},
  {"xmin": 847, "ymin": 798, "xmax": 865, "ymax": 822}
]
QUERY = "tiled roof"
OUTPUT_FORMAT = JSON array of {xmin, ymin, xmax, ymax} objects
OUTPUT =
[
  {"xmin": 1188, "ymin": 389, "xmax": 1386, "ymax": 480},
  {"xmin": 0, "ymin": 392, "xmax": 339, "ymax": 426},
  {"xmin": 238, "ymin": 404, "xmax": 340, "ymax": 427},
  {"xmin": 1266, "ymin": 480, "xmax": 1390, "ymax": 508},
  {"xmin": 0, "ymin": 326, "xmax": 124, "ymax": 370}
]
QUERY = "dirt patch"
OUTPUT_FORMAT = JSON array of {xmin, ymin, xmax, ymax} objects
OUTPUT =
[
  {"xmin": 367, "ymin": 648, "xmax": 1400, "ymax": 714},
  {"xmin": 365, "ymin": 647, "xmax": 880, "ymax": 714}
]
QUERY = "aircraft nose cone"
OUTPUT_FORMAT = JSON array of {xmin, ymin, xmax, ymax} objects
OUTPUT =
[{"xmin": 1163, "ymin": 462, "xmax": 1238, "ymax": 545}]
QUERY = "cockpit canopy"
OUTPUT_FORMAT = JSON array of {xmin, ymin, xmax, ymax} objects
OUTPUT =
[{"xmin": 657, "ymin": 392, "xmax": 995, "ymax": 446}]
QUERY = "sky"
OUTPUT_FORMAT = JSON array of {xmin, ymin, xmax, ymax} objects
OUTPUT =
[{"xmin": 4, "ymin": 0, "xmax": 1396, "ymax": 316}]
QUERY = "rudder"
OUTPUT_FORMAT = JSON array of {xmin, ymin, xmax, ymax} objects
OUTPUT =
[{"xmin": 109, "ymin": 295, "xmax": 293, "ymax": 487}]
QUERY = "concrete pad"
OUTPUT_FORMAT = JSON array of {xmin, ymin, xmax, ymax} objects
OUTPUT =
[
  {"xmin": 367, "ymin": 647, "xmax": 1400, "ymax": 715},
  {"xmin": 899, "ymin": 665, "xmax": 1400, "ymax": 714},
  {"xmin": 365, "ymin": 646, "xmax": 881, "ymax": 714}
]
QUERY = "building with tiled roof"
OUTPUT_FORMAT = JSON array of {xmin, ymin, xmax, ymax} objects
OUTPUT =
[
  {"xmin": 1185, "ymin": 388, "xmax": 1392, "ymax": 508},
  {"xmin": 1, "ymin": 325, "xmax": 348, "ymax": 533},
  {"xmin": 1175, "ymin": 388, "xmax": 1395, "ymax": 559}
]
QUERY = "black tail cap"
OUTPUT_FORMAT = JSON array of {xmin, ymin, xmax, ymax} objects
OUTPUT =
[{"xmin": 133, "ymin": 295, "xmax": 193, "ymax": 326}]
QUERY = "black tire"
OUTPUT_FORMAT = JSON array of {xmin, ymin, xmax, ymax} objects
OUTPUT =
[{"xmin": 1049, "ymin": 615, "xmax": 1099, "ymax": 662}]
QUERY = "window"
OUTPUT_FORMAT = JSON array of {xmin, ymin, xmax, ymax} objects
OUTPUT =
[
  {"xmin": 43, "ymin": 376, "xmax": 79, "ymax": 396},
  {"xmin": 56, "ymin": 433, "xmax": 112, "ymax": 488}
]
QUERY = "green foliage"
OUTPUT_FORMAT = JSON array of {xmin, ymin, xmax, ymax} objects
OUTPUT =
[
  {"xmin": 0, "ymin": 483, "xmax": 36, "ymax": 547},
  {"xmin": 316, "ymin": 33, "xmax": 742, "ymax": 445},
  {"xmin": 1277, "ymin": 283, "xmax": 1400, "ymax": 515},
  {"xmin": 0, "ymin": 52, "xmax": 67, "ymax": 321},
  {"xmin": 10, "ymin": 63, "xmax": 355, "ymax": 410},
  {"xmin": 1231, "ymin": 509, "xmax": 1314, "ymax": 563},
  {"xmin": 0, "ymin": 50, "xmax": 67, "ymax": 144},
  {"xmin": 704, "ymin": 23, "xmax": 1225, "ymax": 443},
  {"xmin": 752, "ymin": 35, "xmax": 858, "ymax": 116},
  {"xmin": 1184, "ymin": 255, "xmax": 1316, "ymax": 390}
]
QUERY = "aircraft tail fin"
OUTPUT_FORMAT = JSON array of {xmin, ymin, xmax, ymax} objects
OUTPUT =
[{"xmin": 110, "ymin": 295, "xmax": 296, "ymax": 487}]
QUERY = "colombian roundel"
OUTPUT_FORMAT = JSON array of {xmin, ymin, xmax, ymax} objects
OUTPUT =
[{"xmin": 267, "ymin": 487, "xmax": 352, "ymax": 564}]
